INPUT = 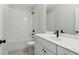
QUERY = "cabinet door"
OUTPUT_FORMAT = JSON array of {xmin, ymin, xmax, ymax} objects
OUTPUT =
[
  {"xmin": 64, "ymin": 49, "xmax": 77, "ymax": 55},
  {"xmin": 44, "ymin": 48, "xmax": 56, "ymax": 55},
  {"xmin": 57, "ymin": 46, "xmax": 64, "ymax": 55},
  {"xmin": 57, "ymin": 46, "xmax": 77, "ymax": 55},
  {"xmin": 36, "ymin": 36, "xmax": 56, "ymax": 54},
  {"xmin": 34, "ymin": 41, "xmax": 44, "ymax": 55}
]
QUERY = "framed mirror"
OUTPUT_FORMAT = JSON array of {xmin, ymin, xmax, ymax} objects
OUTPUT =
[{"xmin": 46, "ymin": 4, "xmax": 79, "ymax": 35}]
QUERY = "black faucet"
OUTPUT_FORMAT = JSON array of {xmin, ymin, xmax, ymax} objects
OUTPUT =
[
  {"xmin": 56, "ymin": 30, "xmax": 59, "ymax": 37},
  {"xmin": 54, "ymin": 30, "xmax": 59, "ymax": 37},
  {"xmin": 61, "ymin": 30, "xmax": 65, "ymax": 33}
]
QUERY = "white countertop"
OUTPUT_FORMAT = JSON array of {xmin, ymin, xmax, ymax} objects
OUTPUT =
[{"xmin": 36, "ymin": 33, "xmax": 79, "ymax": 54}]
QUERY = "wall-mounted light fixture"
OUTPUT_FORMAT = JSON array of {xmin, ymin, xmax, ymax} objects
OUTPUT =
[{"xmin": 24, "ymin": 17, "xmax": 27, "ymax": 21}]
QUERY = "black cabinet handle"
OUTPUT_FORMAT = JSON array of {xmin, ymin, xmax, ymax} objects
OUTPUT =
[
  {"xmin": 42, "ymin": 49, "xmax": 44, "ymax": 51},
  {"xmin": 2, "ymin": 40, "xmax": 6, "ymax": 43},
  {"xmin": 44, "ymin": 50, "xmax": 46, "ymax": 53},
  {"xmin": 0, "ymin": 40, "xmax": 6, "ymax": 44},
  {"xmin": 42, "ymin": 49, "xmax": 46, "ymax": 53},
  {"xmin": 76, "ymin": 31, "xmax": 79, "ymax": 33}
]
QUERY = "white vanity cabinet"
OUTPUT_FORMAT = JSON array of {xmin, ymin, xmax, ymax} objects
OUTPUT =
[{"xmin": 35, "ymin": 36, "xmax": 78, "ymax": 55}]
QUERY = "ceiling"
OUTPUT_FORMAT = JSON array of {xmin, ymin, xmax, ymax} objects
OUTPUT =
[
  {"xmin": 9, "ymin": 4, "xmax": 57, "ymax": 12},
  {"xmin": 9, "ymin": 4, "xmax": 36, "ymax": 11},
  {"xmin": 47, "ymin": 4, "xmax": 57, "ymax": 12}
]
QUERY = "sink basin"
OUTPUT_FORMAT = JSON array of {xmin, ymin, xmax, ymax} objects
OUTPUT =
[{"xmin": 50, "ymin": 37, "xmax": 62, "ymax": 41}]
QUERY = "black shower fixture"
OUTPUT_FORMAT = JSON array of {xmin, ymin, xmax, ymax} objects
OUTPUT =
[{"xmin": 32, "ymin": 12, "xmax": 34, "ymax": 14}]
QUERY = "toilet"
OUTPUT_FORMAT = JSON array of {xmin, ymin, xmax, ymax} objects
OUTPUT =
[{"xmin": 26, "ymin": 41, "xmax": 35, "ymax": 55}]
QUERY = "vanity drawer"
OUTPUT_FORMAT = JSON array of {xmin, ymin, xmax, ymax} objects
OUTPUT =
[{"xmin": 36, "ymin": 36, "xmax": 56, "ymax": 54}]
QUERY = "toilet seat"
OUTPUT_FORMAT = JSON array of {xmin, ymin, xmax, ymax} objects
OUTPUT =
[{"xmin": 27, "ymin": 41, "xmax": 35, "ymax": 47}]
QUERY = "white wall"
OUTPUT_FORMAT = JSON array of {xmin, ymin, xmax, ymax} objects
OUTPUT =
[
  {"xmin": 32, "ymin": 5, "xmax": 46, "ymax": 33},
  {"xmin": 7, "ymin": 8, "xmax": 33, "ymax": 40},
  {"xmin": 46, "ymin": 11, "xmax": 55, "ymax": 31},
  {"xmin": 1, "ymin": 7, "xmax": 33, "ymax": 53},
  {"xmin": 47, "ymin": 4, "xmax": 79, "ymax": 34},
  {"xmin": 75, "ymin": 7, "xmax": 79, "ymax": 34}
]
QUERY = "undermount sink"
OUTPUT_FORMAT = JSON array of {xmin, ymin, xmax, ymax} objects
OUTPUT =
[
  {"xmin": 43, "ymin": 32, "xmax": 62, "ymax": 41},
  {"xmin": 50, "ymin": 36, "xmax": 62, "ymax": 41}
]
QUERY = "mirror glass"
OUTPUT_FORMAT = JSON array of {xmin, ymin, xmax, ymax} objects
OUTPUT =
[{"xmin": 46, "ymin": 4, "xmax": 79, "ymax": 35}]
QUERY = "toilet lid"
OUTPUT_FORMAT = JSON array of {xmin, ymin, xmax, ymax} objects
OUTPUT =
[{"xmin": 27, "ymin": 41, "xmax": 35, "ymax": 46}]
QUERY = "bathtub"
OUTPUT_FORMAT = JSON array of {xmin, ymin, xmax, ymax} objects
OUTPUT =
[{"xmin": 7, "ymin": 38, "xmax": 33, "ymax": 51}]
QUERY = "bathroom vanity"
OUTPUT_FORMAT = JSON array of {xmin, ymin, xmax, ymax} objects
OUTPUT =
[{"xmin": 34, "ymin": 33, "xmax": 79, "ymax": 55}]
